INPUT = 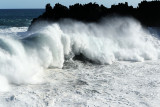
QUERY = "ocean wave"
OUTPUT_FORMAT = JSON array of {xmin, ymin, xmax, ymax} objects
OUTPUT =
[
  {"xmin": 29, "ymin": 17, "xmax": 160, "ymax": 64},
  {"xmin": 0, "ymin": 17, "xmax": 160, "ymax": 90}
]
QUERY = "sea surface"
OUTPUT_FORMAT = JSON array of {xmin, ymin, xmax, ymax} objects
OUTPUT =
[
  {"xmin": 0, "ymin": 9, "xmax": 44, "ymax": 27},
  {"xmin": 0, "ymin": 9, "xmax": 160, "ymax": 107}
]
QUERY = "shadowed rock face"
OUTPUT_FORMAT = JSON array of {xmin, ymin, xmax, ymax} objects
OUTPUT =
[
  {"xmin": 29, "ymin": 1, "xmax": 160, "ymax": 29},
  {"xmin": 73, "ymin": 53, "xmax": 100, "ymax": 64}
]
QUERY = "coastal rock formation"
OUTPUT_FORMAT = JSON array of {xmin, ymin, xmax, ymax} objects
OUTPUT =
[{"xmin": 29, "ymin": 0, "xmax": 160, "ymax": 29}]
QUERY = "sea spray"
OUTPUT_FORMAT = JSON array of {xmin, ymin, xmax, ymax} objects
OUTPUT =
[
  {"xmin": 0, "ymin": 17, "xmax": 160, "ymax": 88},
  {"xmin": 0, "ymin": 35, "xmax": 43, "ymax": 85},
  {"xmin": 60, "ymin": 17, "xmax": 160, "ymax": 62},
  {"xmin": 30, "ymin": 17, "xmax": 160, "ymax": 64}
]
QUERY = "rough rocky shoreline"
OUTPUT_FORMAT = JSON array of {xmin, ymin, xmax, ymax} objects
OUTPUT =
[{"xmin": 29, "ymin": 1, "xmax": 160, "ymax": 30}]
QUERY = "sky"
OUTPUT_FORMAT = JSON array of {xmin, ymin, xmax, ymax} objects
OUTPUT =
[{"xmin": 0, "ymin": 0, "xmax": 152, "ymax": 9}]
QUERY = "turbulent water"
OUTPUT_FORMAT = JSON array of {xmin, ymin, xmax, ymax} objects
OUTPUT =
[{"xmin": 0, "ymin": 10, "xmax": 160, "ymax": 107}]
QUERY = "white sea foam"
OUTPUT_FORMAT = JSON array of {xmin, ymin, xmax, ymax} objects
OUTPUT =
[
  {"xmin": 0, "ymin": 17, "xmax": 160, "ymax": 88},
  {"xmin": 0, "ymin": 75, "xmax": 10, "ymax": 92},
  {"xmin": 29, "ymin": 17, "xmax": 160, "ymax": 64},
  {"xmin": 0, "ymin": 35, "xmax": 43, "ymax": 85}
]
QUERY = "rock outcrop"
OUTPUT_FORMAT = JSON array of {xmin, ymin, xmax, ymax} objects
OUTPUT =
[{"xmin": 29, "ymin": 1, "xmax": 160, "ymax": 30}]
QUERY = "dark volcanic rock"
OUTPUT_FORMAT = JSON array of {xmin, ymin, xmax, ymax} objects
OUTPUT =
[{"xmin": 29, "ymin": 1, "xmax": 160, "ymax": 30}]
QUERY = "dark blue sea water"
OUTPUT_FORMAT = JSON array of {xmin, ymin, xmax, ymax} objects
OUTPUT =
[{"xmin": 0, "ymin": 9, "xmax": 44, "ymax": 27}]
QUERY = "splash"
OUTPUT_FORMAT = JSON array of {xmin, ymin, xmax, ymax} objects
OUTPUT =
[
  {"xmin": 30, "ymin": 17, "xmax": 160, "ymax": 64},
  {"xmin": 0, "ymin": 17, "xmax": 160, "ymax": 89}
]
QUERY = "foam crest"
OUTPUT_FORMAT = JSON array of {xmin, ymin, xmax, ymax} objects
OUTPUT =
[
  {"xmin": 28, "ymin": 17, "xmax": 160, "ymax": 65},
  {"xmin": 57, "ymin": 18, "xmax": 160, "ymax": 63},
  {"xmin": 0, "ymin": 35, "xmax": 43, "ymax": 85}
]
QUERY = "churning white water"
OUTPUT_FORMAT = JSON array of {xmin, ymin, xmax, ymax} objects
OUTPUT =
[
  {"xmin": 0, "ymin": 17, "xmax": 160, "ymax": 89},
  {"xmin": 30, "ymin": 17, "xmax": 160, "ymax": 64},
  {"xmin": 0, "ymin": 17, "xmax": 160, "ymax": 107}
]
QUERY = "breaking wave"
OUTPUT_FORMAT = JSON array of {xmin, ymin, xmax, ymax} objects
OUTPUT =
[{"xmin": 0, "ymin": 17, "xmax": 160, "ymax": 91}]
